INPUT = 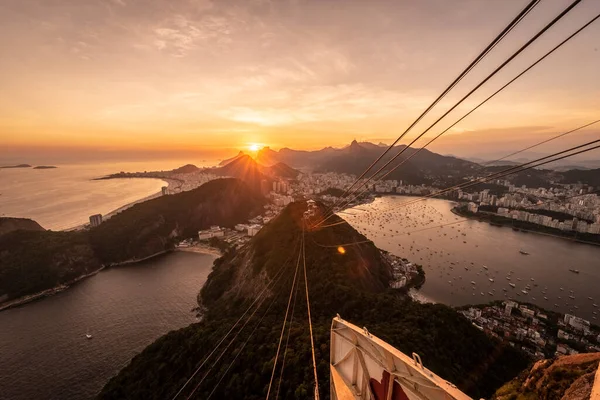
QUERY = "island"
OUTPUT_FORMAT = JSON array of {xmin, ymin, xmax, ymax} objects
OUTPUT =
[
  {"xmin": 33, "ymin": 165, "xmax": 57, "ymax": 169},
  {"xmin": 0, "ymin": 164, "xmax": 31, "ymax": 169}
]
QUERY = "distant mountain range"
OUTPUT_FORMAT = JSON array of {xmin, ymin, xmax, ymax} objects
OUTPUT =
[
  {"xmin": 171, "ymin": 154, "xmax": 301, "ymax": 192},
  {"xmin": 254, "ymin": 140, "xmax": 479, "ymax": 186},
  {"xmin": 465, "ymin": 155, "xmax": 600, "ymax": 170},
  {"xmin": 165, "ymin": 141, "xmax": 600, "ymax": 191}
]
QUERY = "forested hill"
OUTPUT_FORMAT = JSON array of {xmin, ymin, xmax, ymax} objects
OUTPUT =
[
  {"xmin": 0, "ymin": 217, "xmax": 45, "ymax": 236},
  {"xmin": 89, "ymin": 178, "xmax": 265, "ymax": 263},
  {"xmin": 0, "ymin": 178, "xmax": 264, "ymax": 304},
  {"xmin": 99, "ymin": 202, "xmax": 530, "ymax": 400}
]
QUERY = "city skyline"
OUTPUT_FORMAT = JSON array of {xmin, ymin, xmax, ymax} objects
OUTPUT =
[{"xmin": 1, "ymin": 0, "xmax": 599, "ymax": 162}]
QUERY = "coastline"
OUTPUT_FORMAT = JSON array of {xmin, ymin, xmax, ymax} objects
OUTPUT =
[
  {"xmin": 176, "ymin": 244, "xmax": 222, "ymax": 257},
  {"xmin": 452, "ymin": 206, "xmax": 600, "ymax": 247},
  {"xmin": 0, "ymin": 247, "xmax": 216, "ymax": 313},
  {"xmin": 63, "ymin": 177, "xmax": 173, "ymax": 232},
  {"xmin": 108, "ymin": 250, "xmax": 172, "ymax": 267},
  {"xmin": 0, "ymin": 266, "xmax": 106, "ymax": 312},
  {"xmin": 409, "ymin": 289, "xmax": 436, "ymax": 304}
]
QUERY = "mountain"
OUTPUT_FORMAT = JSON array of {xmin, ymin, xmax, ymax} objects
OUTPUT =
[
  {"xmin": 0, "ymin": 217, "xmax": 45, "ymax": 236},
  {"xmin": 317, "ymin": 142, "xmax": 479, "ymax": 186},
  {"xmin": 0, "ymin": 179, "xmax": 264, "ymax": 305},
  {"xmin": 171, "ymin": 164, "xmax": 200, "ymax": 174},
  {"xmin": 261, "ymin": 162, "xmax": 301, "ymax": 179},
  {"xmin": 212, "ymin": 154, "xmax": 268, "ymax": 191},
  {"xmin": 560, "ymin": 168, "xmax": 600, "ymax": 188},
  {"xmin": 257, "ymin": 145, "xmax": 339, "ymax": 169},
  {"xmin": 479, "ymin": 166, "xmax": 600, "ymax": 189},
  {"xmin": 89, "ymin": 178, "xmax": 265, "ymax": 264},
  {"xmin": 356, "ymin": 141, "xmax": 388, "ymax": 151},
  {"xmin": 253, "ymin": 141, "xmax": 479, "ymax": 185},
  {"xmin": 213, "ymin": 155, "xmax": 300, "ymax": 190},
  {"xmin": 219, "ymin": 151, "xmax": 246, "ymax": 166},
  {"xmin": 255, "ymin": 147, "xmax": 279, "ymax": 166},
  {"xmin": 0, "ymin": 230, "xmax": 101, "ymax": 303},
  {"xmin": 253, "ymin": 141, "xmax": 600, "ymax": 189},
  {"xmin": 493, "ymin": 352, "xmax": 600, "ymax": 400},
  {"xmin": 99, "ymin": 201, "xmax": 529, "ymax": 400}
]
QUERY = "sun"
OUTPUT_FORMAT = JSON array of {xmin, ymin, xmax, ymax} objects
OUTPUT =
[{"xmin": 248, "ymin": 144, "xmax": 260, "ymax": 152}]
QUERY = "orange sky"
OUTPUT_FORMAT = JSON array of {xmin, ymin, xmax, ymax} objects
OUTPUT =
[{"xmin": 1, "ymin": 0, "xmax": 599, "ymax": 162}]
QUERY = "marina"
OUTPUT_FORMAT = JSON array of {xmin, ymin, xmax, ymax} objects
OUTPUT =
[{"xmin": 343, "ymin": 195, "xmax": 600, "ymax": 322}]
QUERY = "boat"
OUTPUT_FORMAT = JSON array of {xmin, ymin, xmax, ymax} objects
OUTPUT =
[
  {"xmin": 489, "ymin": 278, "xmax": 494, "ymax": 282},
  {"xmin": 482, "ymin": 265, "xmax": 488, "ymax": 270},
  {"xmin": 488, "ymin": 292, "xmax": 493, "ymax": 296},
  {"xmin": 569, "ymin": 269, "xmax": 580, "ymax": 274},
  {"xmin": 521, "ymin": 290, "xmax": 528, "ymax": 294},
  {"xmin": 569, "ymin": 295, "xmax": 575, "ymax": 300},
  {"xmin": 509, "ymin": 283, "xmax": 516, "ymax": 288},
  {"xmin": 519, "ymin": 250, "xmax": 530, "ymax": 255},
  {"xmin": 470, "ymin": 281, "xmax": 476, "ymax": 285}
]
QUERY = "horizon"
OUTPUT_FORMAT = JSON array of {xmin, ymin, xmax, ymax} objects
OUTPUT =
[
  {"xmin": 2, "ymin": 0, "xmax": 600, "ymax": 395},
  {"xmin": 1, "ymin": 0, "xmax": 600, "ymax": 164},
  {"xmin": 2, "ymin": 136, "xmax": 599, "ymax": 167}
]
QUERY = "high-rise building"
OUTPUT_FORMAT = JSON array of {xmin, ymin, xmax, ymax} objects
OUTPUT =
[{"xmin": 89, "ymin": 214, "xmax": 103, "ymax": 227}]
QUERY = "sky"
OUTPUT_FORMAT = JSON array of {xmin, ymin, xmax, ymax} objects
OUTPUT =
[{"xmin": 1, "ymin": 0, "xmax": 599, "ymax": 163}]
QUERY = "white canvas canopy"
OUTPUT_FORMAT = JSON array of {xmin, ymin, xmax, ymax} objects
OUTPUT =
[{"xmin": 330, "ymin": 316, "xmax": 474, "ymax": 400}]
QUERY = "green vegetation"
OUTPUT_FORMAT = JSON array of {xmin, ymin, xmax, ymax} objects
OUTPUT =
[
  {"xmin": 0, "ymin": 217, "xmax": 45, "ymax": 236},
  {"xmin": 89, "ymin": 178, "xmax": 264, "ymax": 263},
  {"xmin": 0, "ymin": 179, "xmax": 264, "ymax": 304},
  {"xmin": 0, "ymin": 230, "xmax": 100, "ymax": 300},
  {"xmin": 494, "ymin": 355, "xmax": 600, "ymax": 400},
  {"xmin": 561, "ymin": 168, "xmax": 600, "ymax": 188},
  {"xmin": 99, "ymin": 202, "xmax": 530, "ymax": 400}
]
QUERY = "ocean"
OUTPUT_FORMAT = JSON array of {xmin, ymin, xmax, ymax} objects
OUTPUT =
[
  {"xmin": 0, "ymin": 251, "xmax": 215, "ymax": 400},
  {"xmin": 344, "ymin": 196, "xmax": 600, "ymax": 322},
  {"xmin": 0, "ymin": 160, "xmax": 216, "ymax": 231}
]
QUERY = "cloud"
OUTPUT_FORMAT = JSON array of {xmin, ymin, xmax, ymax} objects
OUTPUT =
[{"xmin": 152, "ymin": 14, "xmax": 235, "ymax": 56}]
